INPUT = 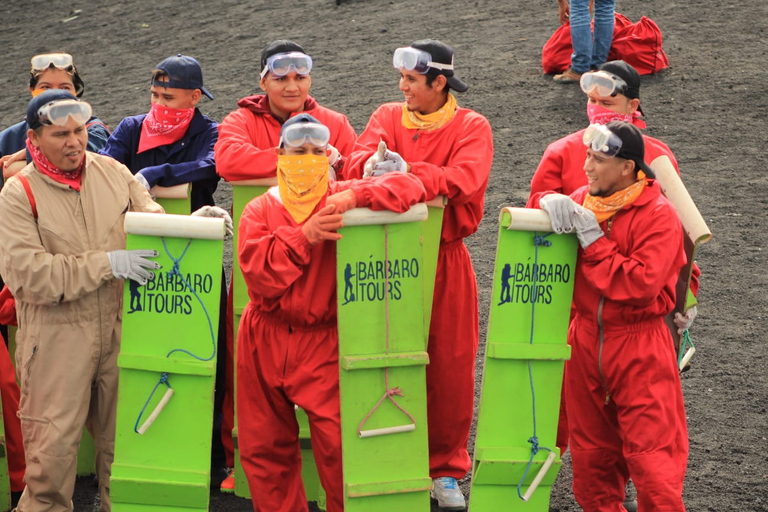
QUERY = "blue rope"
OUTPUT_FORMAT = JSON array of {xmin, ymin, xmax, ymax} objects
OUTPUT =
[
  {"xmin": 161, "ymin": 237, "xmax": 216, "ymax": 361},
  {"xmin": 677, "ymin": 329, "xmax": 694, "ymax": 368},
  {"xmin": 517, "ymin": 232, "xmax": 554, "ymax": 500},
  {"xmin": 133, "ymin": 372, "xmax": 171, "ymax": 433},
  {"xmin": 133, "ymin": 237, "xmax": 218, "ymax": 434}
]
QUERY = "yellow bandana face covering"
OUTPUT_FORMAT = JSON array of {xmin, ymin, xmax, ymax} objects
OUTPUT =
[
  {"xmin": 401, "ymin": 92, "xmax": 458, "ymax": 131},
  {"xmin": 583, "ymin": 171, "xmax": 648, "ymax": 223},
  {"xmin": 277, "ymin": 154, "xmax": 329, "ymax": 223}
]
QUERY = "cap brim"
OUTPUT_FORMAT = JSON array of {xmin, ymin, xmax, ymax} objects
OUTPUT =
[
  {"xmin": 446, "ymin": 75, "xmax": 468, "ymax": 93},
  {"xmin": 201, "ymin": 87, "xmax": 214, "ymax": 100},
  {"xmin": 638, "ymin": 159, "xmax": 655, "ymax": 178}
]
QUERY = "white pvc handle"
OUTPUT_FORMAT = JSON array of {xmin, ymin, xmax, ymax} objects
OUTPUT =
[
  {"xmin": 500, "ymin": 207, "xmax": 556, "ymax": 232},
  {"xmin": 341, "ymin": 203, "xmax": 428, "ymax": 227},
  {"xmin": 137, "ymin": 387, "xmax": 175, "ymax": 435},
  {"xmin": 358, "ymin": 424, "xmax": 416, "ymax": 438},
  {"xmin": 679, "ymin": 346, "xmax": 696, "ymax": 372},
  {"xmin": 522, "ymin": 451, "xmax": 557, "ymax": 502},
  {"xmin": 124, "ymin": 211, "xmax": 225, "ymax": 240}
]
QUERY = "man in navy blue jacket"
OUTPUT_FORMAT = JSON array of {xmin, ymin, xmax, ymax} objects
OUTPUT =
[
  {"xmin": 101, "ymin": 54, "xmax": 219, "ymax": 212},
  {"xmin": 101, "ymin": 54, "xmax": 231, "ymax": 486}
]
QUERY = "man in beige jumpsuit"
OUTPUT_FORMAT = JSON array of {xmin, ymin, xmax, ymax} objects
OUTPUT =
[{"xmin": 0, "ymin": 90, "xmax": 164, "ymax": 512}]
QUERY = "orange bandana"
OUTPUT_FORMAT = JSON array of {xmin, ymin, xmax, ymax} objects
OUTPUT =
[
  {"xmin": 583, "ymin": 171, "xmax": 648, "ymax": 223},
  {"xmin": 401, "ymin": 92, "xmax": 457, "ymax": 131},
  {"xmin": 277, "ymin": 154, "xmax": 329, "ymax": 223}
]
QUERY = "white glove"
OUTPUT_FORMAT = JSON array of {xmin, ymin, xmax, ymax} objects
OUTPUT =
[
  {"xmin": 327, "ymin": 144, "xmax": 341, "ymax": 167},
  {"xmin": 371, "ymin": 149, "xmax": 408, "ymax": 177},
  {"xmin": 674, "ymin": 306, "xmax": 698, "ymax": 334},
  {"xmin": 572, "ymin": 205, "xmax": 604, "ymax": 249},
  {"xmin": 363, "ymin": 140, "xmax": 388, "ymax": 178},
  {"xmin": 135, "ymin": 172, "xmax": 151, "ymax": 192},
  {"xmin": 192, "ymin": 205, "xmax": 234, "ymax": 237},
  {"xmin": 108, "ymin": 249, "xmax": 160, "ymax": 285},
  {"xmin": 539, "ymin": 193, "xmax": 577, "ymax": 234}
]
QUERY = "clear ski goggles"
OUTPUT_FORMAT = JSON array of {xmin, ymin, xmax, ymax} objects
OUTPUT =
[
  {"xmin": 392, "ymin": 47, "xmax": 453, "ymax": 74},
  {"xmin": 583, "ymin": 123, "xmax": 623, "ymax": 157},
  {"xmin": 580, "ymin": 71, "xmax": 629, "ymax": 97},
  {"xmin": 31, "ymin": 53, "xmax": 75, "ymax": 73},
  {"xmin": 280, "ymin": 122, "xmax": 330, "ymax": 148},
  {"xmin": 260, "ymin": 52, "xmax": 313, "ymax": 79},
  {"xmin": 36, "ymin": 99, "xmax": 92, "ymax": 127}
]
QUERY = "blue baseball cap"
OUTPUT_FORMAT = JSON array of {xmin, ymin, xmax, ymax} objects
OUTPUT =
[
  {"xmin": 153, "ymin": 54, "xmax": 214, "ymax": 100},
  {"xmin": 26, "ymin": 89, "xmax": 79, "ymax": 129}
]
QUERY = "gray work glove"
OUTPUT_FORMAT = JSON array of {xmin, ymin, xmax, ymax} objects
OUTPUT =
[
  {"xmin": 371, "ymin": 149, "xmax": 408, "ymax": 177},
  {"xmin": 674, "ymin": 306, "xmax": 698, "ymax": 334},
  {"xmin": 539, "ymin": 193, "xmax": 578, "ymax": 234},
  {"xmin": 108, "ymin": 249, "xmax": 160, "ymax": 285},
  {"xmin": 572, "ymin": 205, "xmax": 604, "ymax": 249},
  {"xmin": 135, "ymin": 172, "xmax": 151, "ymax": 192},
  {"xmin": 363, "ymin": 141, "xmax": 388, "ymax": 178},
  {"xmin": 191, "ymin": 205, "xmax": 234, "ymax": 237}
]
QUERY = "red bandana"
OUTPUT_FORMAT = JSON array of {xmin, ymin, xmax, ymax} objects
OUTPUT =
[
  {"xmin": 26, "ymin": 138, "xmax": 84, "ymax": 191},
  {"xmin": 137, "ymin": 103, "xmax": 194, "ymax": 153}
]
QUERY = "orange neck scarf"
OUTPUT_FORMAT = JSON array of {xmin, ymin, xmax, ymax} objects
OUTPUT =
[
  {"xmin": 583, "ymin": 171, "xmax": 648, "ymax": 223},
  {"xmin": 401, "ymin": 93, "xmax": 457, "ymax": 131},
  {"xmin": 277, "ymin": 154, "xmax": 329, "ymax": 223}
]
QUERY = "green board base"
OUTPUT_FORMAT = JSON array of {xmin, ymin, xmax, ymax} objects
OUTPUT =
[
  {"xmin": 470, "ymin": 210, "xmax": 577, "ymax": 511},
  {"xmin": 113, "ymin": 227, "xmax": 223, "ymax": 511},
  {"xmin": 337, "ymin": 212, "xmax": 432, "ymax": 511}
]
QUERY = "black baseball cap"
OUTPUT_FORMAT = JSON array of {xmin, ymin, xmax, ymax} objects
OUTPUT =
[
  {"xmin": 261, "ymin": 40, "xmax": 307, "ymax": 71},
  {"xmin": 280, "ymin": 113, "xmax": 322, "ymax": 135},
  {"xmin": 26, "ymin": 89, "xmax": 79, "ymax": 129},
  {"xmin": 605, "ymin": 121, "xmax": 655, "ymax": 177},
  {"xmin": 153, "ymin": 54, "xmax": 214, "ymax": 100},
  {"xmin": 410, "ymin": 39, "xmax": 468, "ymax": 93},
  {"xmin": 599, "ymin": 60, "xmax": 641, "ymax": 100}
]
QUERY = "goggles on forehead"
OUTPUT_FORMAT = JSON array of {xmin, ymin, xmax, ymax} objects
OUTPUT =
[
  {"xmin": 583, "ymin": 123, "xmax": 623, "ymax": 157},
  {"xmin": 36, "ymin": 99, "xmax": 92, "ymax": 127},
  {"xmin": 392, "ymin": 47, "xmax": 454, "ymax": 74},
  {"xmin": 580, "ymin": 71, "xmax": 628, "ymax": 97},
  {"xmin": 260, "ymin": 52, "xmax": 313, "ymax": 79},
  {"xmin": 31, "ymin": 53, "xmax": 75, "ymax": 73},
  {"xmin": 280, "ymin": 122, "xmax": 330, "ymax": 148}
]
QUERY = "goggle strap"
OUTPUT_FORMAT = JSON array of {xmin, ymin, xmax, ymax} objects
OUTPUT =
[{"xmin": 426, "ymin": 60, "xmax": 453, "ymax": 71}]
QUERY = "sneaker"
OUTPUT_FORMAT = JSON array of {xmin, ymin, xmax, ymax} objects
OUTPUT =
[
  {"xmin": 220, "ymin": 467, "xmax": 235, "ymax": 493},
  {"xmin": 623, "ymin": 479, "xmax": 638, "ymax": 512},
  {"xmin": 431, "ymin": 477, "xmax": 466, "ymax": 510},
  {"xmin": 553, "ymin": 67, "xmax": 583, "ymax": 83}
]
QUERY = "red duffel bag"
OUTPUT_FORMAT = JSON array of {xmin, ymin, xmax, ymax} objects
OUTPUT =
[{"xmin": 609, "ymin": 15, "xmax": 670, "ymax": 75}]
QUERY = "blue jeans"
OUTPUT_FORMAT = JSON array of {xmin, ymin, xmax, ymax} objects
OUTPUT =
[{"xmin": 569, "ymin": 0, "xmax": 615, "ymax": 73}]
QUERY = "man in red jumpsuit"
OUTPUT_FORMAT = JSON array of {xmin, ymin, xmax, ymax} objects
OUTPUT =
[
  {"xmin": 214, "ymin": 42, "xmax": 358, "ymax": 490},
  {"xmin": 214, "ymin": 39, "xmax": 357, "ymax": 182},
  {"xmin": 529, "ymin": 64, "xmax": 697, "ymax": 507},
  {"xmin": 531, "ymin": 121, "xmax": 689, "ymax": 511},
  {"xmin": 236, "ymin": 113, "xmax": 426, "ymax": 512},
  {"xmin": 531, "ymin": 60, "xmax": 679, "ymax": 197},
  {"xmin": 344, "ymin": 39, "xmax": 494, "ymax": 510}
]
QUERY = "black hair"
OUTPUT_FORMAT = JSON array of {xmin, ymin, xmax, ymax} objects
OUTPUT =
[{"xmin": 29, "ymin": 64, "xmax": 85, "ymax": 98}]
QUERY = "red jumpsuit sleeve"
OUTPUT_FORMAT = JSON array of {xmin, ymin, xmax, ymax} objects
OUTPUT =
[
  {"xmin": 332, "ymin": 115, "xmax": 357, "ymax": 158},
  {"xmin": 347, "ymin": 173, "xmax": 427, "ymax": 212},
  {"xmin": 579, "ymin": 203, "xmax": 684, "ymax": 305},
  {"xmin": 238, "ymin": 198, "xmax": 313, "ymax": 300},
  {"xmin": 407, "ymin": 116, "xmax": 493, "ymax": 204},
  {"xmin": 530, "ymin": 144, "xmax": 567, "ymax": 198},
  {"xmin": 0, "ymin": 285, "xmax": 17, "ymax": 326},
  {"xmin": 214, "ymin": 109, "xmax": 278, "ymax": 181}
]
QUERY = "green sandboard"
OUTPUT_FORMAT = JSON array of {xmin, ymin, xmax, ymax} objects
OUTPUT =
[
  {"xmin": 336, "ymin": 205, "xmax": 432, "ymax": 511},
  {"xmin": 0, "ymin": 380, "xmax": 10, "ymax": 511},
  {"xmin": 153, "ymin": 184, "xmax": 192, "ymax": 216},
  {"xmin": 470, "ymin": 208, "xmax": 577, "ymax": 510},
  {"xmin": 112, "ymin": 213, "xmax": 224, "ymax": 511}
]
